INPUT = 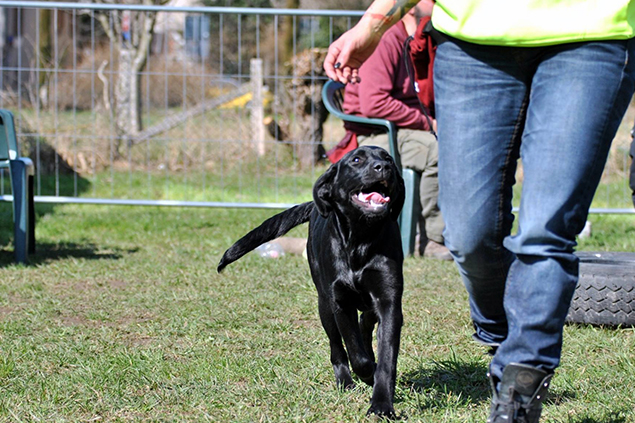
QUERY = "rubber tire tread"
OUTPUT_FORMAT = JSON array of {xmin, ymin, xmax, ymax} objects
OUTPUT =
[{"xmin": 566, "ymin": 252, "xmax": 635, "ymax": 327}]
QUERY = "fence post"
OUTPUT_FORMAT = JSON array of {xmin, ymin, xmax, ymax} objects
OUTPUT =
[{"xmin": 250, "ymin": 58, "xmax": 265, "ymax": 156}]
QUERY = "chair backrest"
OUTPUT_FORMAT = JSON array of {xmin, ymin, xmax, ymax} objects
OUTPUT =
[
  {"xmin": 321, "ymin": 80, "xmax": 402, "ymax": 169},
  {"xmin": 322, "ymin": 80, "xmax": 346, "ymax": 116},
  {"xmin": 0, "ymin": 109, "xmax": 18, "ymax": 162}
]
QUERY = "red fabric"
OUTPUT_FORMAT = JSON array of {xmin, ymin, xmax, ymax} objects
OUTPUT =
[
  {"xmin": 326, "ymin": 130, "xmax": 358, "ymax": 163},
  {"xmin": 342, "ymin": 22, "xmax": 432, "ymax": 134},
  {"xmin": 409, "ymin": 16, "xmax": 436, "ymax": 115}
]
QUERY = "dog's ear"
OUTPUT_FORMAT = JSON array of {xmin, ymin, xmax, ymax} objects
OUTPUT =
[
  {"xmin": 313, "ymin": 164, "xmax": 337, "ymax": 217},
  {"xmin": 390, "ymin": 174, "xmax": 406, "ymax": 221}
]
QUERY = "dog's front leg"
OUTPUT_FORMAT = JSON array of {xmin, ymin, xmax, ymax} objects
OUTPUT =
[
  {"xmin": 367, "ymin": 298, "xmax": 403, "ymax": 419},
  {"xmin": 317, "ymin": 297, "xmax": 355, "ymax": 389},
  {"xmin": 333, "ymin": 306, "xmax": 376, "ymax": 386}
]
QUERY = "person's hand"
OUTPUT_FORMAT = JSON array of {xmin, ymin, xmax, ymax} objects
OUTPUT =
[
  {"xmin": 324, "ymin": 21, "xmax": 383, "ymax": 84},
  {"xmin": 324, "ymin": 0, "xmax": 418, "ymax": 83}
]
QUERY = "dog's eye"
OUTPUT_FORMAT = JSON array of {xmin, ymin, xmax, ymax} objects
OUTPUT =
[{"xmin": 352, "ymin": 156, "xmax": 361, "ymax": 163}]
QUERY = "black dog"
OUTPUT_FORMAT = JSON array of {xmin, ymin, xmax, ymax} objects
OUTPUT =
[{"xmin": 218, "ymin": 146, "xmax": 406, "ymax": 418}]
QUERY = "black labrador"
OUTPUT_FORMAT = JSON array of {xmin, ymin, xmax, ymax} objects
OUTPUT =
[{"xmin": 218, "ymin": 146, "xmax": 406, "ymax": 418}]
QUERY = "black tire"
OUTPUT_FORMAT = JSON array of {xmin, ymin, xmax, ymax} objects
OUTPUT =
[{"xmin": 566, "ymin": 252, "xmax": 635, "ymax": 327}]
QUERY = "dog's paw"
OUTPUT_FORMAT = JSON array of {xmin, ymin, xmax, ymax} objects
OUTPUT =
[
  {"xmin": 336, "ymin": 378, "xmax": 356, "ymax": 391},
  {"xmin": 334, "ymin": 364, "xmax": 356, "ymax": 390},
  {"xmin": 366, "ymin": 403, "xmax": 397, "ymax": 420}
]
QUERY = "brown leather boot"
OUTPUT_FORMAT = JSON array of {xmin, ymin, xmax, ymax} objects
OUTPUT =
[{"xmin": 487, "ymin": 363, "xmax": 552, "ymax": 423}]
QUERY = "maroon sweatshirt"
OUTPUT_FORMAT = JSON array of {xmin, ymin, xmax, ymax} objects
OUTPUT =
[{"xmin": 342, "ymin": 21, "xmax": 432, "ymax": 135}]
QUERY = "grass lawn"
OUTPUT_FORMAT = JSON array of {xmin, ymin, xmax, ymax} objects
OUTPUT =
[{"xmin": 0, "ymin": 201, "xmax": 634, "ymax": 422}]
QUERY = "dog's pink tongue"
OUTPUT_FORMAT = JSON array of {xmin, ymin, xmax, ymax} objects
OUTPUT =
[{"xmin": 360, "ymin": 192, "xmax": 389, "ymax": 204}]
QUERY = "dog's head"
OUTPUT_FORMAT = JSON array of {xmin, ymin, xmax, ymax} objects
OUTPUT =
[{"xmin": 313, "ymin": 146, "xmax": 405, "ymax": 222}]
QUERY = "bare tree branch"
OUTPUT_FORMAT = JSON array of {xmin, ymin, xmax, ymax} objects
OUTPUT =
[
  {"xmin": 97, "ymin": 60, "xmax": 114, "ymax": 120},
  {"xmin": 95, "ymin": 11, "xmax": 118, "ymax": 50},
  {"xmin": 134, "ymin": 10, "xmax": 156, "ymax": 68},
  {"xmin": 86, "ymin": 0, "xmax": 169, "ymax": 158}
]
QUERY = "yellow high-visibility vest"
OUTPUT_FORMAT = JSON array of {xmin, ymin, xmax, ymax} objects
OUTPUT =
[{"xmin": 432, "ymin": 0, "xmax": 635, "ymax": 46}]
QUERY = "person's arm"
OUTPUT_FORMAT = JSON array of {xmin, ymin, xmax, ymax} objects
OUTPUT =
[{"xmin": 324, "ymin": 0, "xmax": 420, "ymax": 84}]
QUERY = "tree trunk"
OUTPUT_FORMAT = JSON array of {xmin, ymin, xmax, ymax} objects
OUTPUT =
[
  {"xmin": 95, "ymin": 5, "xmax": 157, "ymax": 159},
  {"xmin": 38, "ymin": 9, "xmax": 52, "ymax": 88},
  {"xmin": 295, "ymin": 85, "xmax": 328, "ymax": 168},
  {"xmin": 114, "ymin": 48, "xmax": 142, "ymax": 152},
  {"xmin": 287, "ymin": 48, "xmax": 329, "ymax": 168},
  {"xmin": 280, "ymin": 0, "xmax": 300, "ymax": 64}
]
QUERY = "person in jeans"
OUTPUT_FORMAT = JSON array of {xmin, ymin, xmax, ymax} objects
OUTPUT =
[
  {"xmin": 630, "ymin": 122, "xmax": 635, "ymax": 207},
  {"xmin": 341, "ymin": 0, "xmax": 450, "ymax": 260},
  {"xmin": 324, "ymin": 1, "xmax": 635, "ymax": 422}
]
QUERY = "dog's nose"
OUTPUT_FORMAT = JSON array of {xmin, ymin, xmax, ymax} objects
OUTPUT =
[{"xmin": 373, "ymin": 162, "xmax": 384, "ymax": 172}]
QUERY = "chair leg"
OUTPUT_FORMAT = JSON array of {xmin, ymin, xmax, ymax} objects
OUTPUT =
[
  {"xmin": 399, "ymin": 169, "xmax": 421, "ymax": 257},
  {"xmin": 28, "ymin": 173, "xmax": 36, "ymax": 254},
  {"xmin": 9, "ymin": 158, "xmax": 35, "ymax": 263}
]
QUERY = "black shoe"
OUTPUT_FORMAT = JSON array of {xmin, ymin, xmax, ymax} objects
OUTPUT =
[{"xmin": 488, "ymin": 363, "xmax": 552, "ymax": 423}]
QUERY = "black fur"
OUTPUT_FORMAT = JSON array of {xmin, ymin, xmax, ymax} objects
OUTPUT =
[
  {"xmin": 217, "ymin": 201, "xmax": 314, "ymax": 270},
  {"xmin": 217, "ymin": 146, "xmax": 405, "ymax": 418}
]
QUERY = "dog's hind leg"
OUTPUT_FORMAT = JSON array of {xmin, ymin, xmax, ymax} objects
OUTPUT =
[
  {"xmin": 359, "ymin": 310, "xmax": 377, "ymax": 363},
  {"xmin": 317, "ymin": 299, "xmax": 355, "ymax": 389}
]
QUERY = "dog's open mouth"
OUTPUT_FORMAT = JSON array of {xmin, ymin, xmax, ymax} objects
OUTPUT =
[{"xmin": 351, "ymin": 181, "xmax": 391, "ymax": 212}]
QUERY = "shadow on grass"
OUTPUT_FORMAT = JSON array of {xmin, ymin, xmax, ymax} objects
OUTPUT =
[
  {"xmin": 567, "ymin": 410, "xmax": 630, "ymax": 423},
  {"xmin": 400, "ymin": 359, "xmax": 630, "ymax": 422},
  {"xmin": 0, "ymin": 174, "xmax": 101, "ymax": 266},
  {"xmin": 0, "ymin": 200, "xmax": 138, "ymax": 267},
  {"xmin": 0, "ymin": 241, "xmax": 138, "ymax": 266},
  {"xmin": 399, "ymin": 358, "xmax": 490, "ymax": 406}
]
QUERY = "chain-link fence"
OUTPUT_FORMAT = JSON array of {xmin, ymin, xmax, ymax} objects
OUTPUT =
[{"xmin": 0, "ymin": 2, "xmax": 633, "ymax": 213}]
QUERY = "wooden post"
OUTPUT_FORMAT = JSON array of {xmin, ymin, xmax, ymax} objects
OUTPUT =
[{"xmin": 250, "ymin": 58, "xmax": 265, "ymax": 156}]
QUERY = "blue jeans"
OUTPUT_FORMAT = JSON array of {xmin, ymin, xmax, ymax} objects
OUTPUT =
[
  {"xmin": 434, "ymin": 38, "xmax": 635, "ymax": 379},
  {"xmin": 630, "ymin": 136, "xmax": 635, "ymax": 207}
]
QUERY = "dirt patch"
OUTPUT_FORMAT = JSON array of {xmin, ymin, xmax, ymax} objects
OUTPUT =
[
  {"xmin": 109, "ymin": 279, "xmax": 128, "ymax": 289},
  {"xmin": 60, "ymin": 315, "xmax": 92, "ymax": 327},
  {"xmin": 0, "ymin": 306, "xmax": 15, "ymax": 317}
]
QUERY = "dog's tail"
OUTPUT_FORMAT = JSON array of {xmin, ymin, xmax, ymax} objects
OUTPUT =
[{"xmin": 217, "ymin": 201, "xmax": 314, "ymax": 272}]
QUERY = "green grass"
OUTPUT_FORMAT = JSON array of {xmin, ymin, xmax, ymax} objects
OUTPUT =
[
  {"xmin": 79, "ymin": 164, "xmax": 320, "ymax": 204},
  {"xmin": 0, "ymin": 200, "xmax": 634, "ymax": 422},
  {"xmin": 2, "ymin": 143, "xmax": 324, "ymax": 205}
]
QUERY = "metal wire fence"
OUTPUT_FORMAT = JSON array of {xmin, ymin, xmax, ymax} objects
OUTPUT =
[{"xmin": 0, "ymin": 2, "xmax": 633, "ymax": 213}]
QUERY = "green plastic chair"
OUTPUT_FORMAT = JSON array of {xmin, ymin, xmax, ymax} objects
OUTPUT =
[
  {"xmin": 322, "ymin": 80, "xmax": 421, "ymax": 256},
  {"xmin": 0, "ymin": 110, "xmax": 35, "ymax": 263}
]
